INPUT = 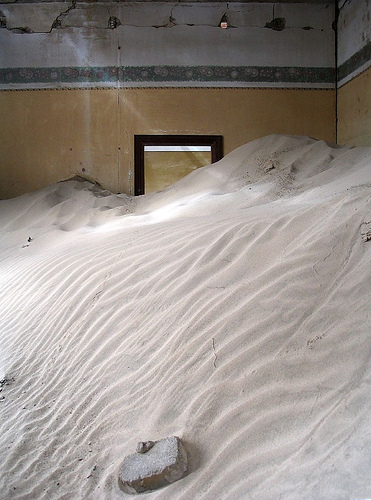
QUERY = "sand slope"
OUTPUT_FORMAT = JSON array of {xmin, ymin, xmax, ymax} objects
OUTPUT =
[{"xmin": 0, "ymin": 135, "xmax": 371, "ymax": 499}]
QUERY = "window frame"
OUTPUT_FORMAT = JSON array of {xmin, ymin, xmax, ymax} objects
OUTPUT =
[{"xmin": 134, "ymin": 134, "xmax": 223, "ymax": 196}]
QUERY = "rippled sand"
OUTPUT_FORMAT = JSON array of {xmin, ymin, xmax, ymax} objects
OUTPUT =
[{"xmin": 0, "ymin": 135, "xmax": 371, "ymax": 499}]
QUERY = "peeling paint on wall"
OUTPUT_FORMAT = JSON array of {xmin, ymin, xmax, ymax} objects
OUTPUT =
[
  {"xmin": 0, "ymin": 2, "xmax": 335, "ymax": 90},
  {"xmin": 0, "ymin": 2, "xmax": 336, "ymax": 34},
  {"xmin": 265, "ymin": 18, "xmax": 286, "ymax": 31},
  {"xmin": 0, "ymin": 10, "xmax": 7, "ymax": 28}
]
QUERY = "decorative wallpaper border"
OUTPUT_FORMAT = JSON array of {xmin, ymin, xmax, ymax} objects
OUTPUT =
[
  {"xmin": 0, "ymin": 65, "xmax": 335, "ymax": 88},
  {"xmin": 338, "ymin": 40, "xmax": 371, "ymax": 86},
  {"xmin": 123, "ymin": 66, "xmax": 334, "ymax": 85}
]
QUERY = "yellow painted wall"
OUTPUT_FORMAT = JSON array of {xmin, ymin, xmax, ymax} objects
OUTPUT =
[
  {"xmin": 0, "ymin": 89, "xmax": 120, "ymax": 198},
  {"xmin": 0, "ymin": 88, "xmax": 335, "ymax": 199},
  {"xmin": 337, "ymin": 68, "xmax": 371, "ymax": 147}
]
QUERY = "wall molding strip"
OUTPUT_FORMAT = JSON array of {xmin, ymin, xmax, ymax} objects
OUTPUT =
[
  {"xmin": 338, "ymin": 40, "xmax": 371, "ymax": 87},
  {"xmin": 0, "ymin": 65, "xmax": 335, "ymax": 90},
  {"xmin": 0, "ymin": 87, "xmax": 336, "ymax": 93}
]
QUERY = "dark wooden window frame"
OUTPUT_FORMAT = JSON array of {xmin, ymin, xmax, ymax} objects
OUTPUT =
[{"xmin": 134, "ymin": 134, "xmax": 223, "ymax": 196}]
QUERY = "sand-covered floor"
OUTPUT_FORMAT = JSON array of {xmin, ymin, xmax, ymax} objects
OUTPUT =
[{"xmin": 0, "ymin": 135, "xmax": 371, "ymax": 499}]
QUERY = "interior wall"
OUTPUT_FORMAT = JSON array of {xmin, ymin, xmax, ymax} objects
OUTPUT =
[
  {"xmin": 121, "ymin": 88, "xmax": 335, "ymax": 195},
  {"xmin": 0, "ymin": 1, "xmax": 336, "ymax": 199},
  {"xmin": 0, "ymin": 87, "xmax": 335, "ymax": 198},
  {"xmin": 0, "ymin": 2, "xmax": 335, "ymax": 91},
  {"xmin": 337, "ymin": 0, "xmax": 371, "ymax": 146},
  {"xmin": 337, "ymin": 67, "xmax": 371, "ymax": 147},
  {"xmin": 0, "ymin": 89, "xmax": 120, "ymax": 198}
]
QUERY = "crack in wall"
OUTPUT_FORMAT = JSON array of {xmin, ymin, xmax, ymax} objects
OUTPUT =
[
  {"xmin": 1, "ymin": 1, "xmax": 123, "ymax": 34},
  {"xmin": 1, "ymin": 0, "xmax": 77, "ymax": 34},
  {"xmin": 0, "ymin": 2, "xmax": 332, "ymax": 34},
  {"xmin": 51, "ymin": 0, "xmax": 76, "ymax": 31}
]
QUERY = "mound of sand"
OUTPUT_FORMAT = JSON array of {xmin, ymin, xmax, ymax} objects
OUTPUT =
[{"xmin": 0, "ymin": 135, "xmax": 370, "ymax": 499}]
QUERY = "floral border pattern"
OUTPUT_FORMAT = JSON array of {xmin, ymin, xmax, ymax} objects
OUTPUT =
[
  {"xmin": 338, "ymin": 40, "xmax": 371, "ymax": 84},
  {"xmin": 0, "ymin": 65, "xmax": 335, "ymax": 87}
]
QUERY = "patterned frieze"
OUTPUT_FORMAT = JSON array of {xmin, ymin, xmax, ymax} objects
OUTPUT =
[{"xmin": 0, "ymin": 65, "xmax": 335, "ymax": 89}]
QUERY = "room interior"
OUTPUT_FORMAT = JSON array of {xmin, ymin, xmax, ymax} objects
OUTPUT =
[{"xmin": 0, "ymin": 0, "xmax": 370, "ymax": 199}]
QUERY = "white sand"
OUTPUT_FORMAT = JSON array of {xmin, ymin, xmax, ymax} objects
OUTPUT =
[{"xmin": 0, "ymin": 134, "xmax": 371, "ymax": 499}]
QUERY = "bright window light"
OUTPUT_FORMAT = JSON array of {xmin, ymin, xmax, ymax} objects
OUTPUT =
[{"xmin": 144, "ymin": 145, "xmax": 212, "ymax": 152}]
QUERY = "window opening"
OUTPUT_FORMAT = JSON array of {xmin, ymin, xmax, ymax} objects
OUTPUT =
[{"xmin": 134, "ymin": 135, "xmax": 223, "ymax": 195}]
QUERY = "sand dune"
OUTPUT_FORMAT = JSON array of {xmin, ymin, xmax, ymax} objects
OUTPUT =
[{"xmin": 0, "ymin": 135, "xmax": 371, "ymax": 499}]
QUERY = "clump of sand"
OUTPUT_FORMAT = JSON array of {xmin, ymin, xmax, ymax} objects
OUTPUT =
[{"xmin": 0, "ymin": 135, "xmax": 370, "ymax": 499}]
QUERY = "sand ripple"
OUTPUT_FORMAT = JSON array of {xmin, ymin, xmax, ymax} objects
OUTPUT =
[{"xmin": 0, "ymin": 135, "xmax": 371, "ymax": 499}]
